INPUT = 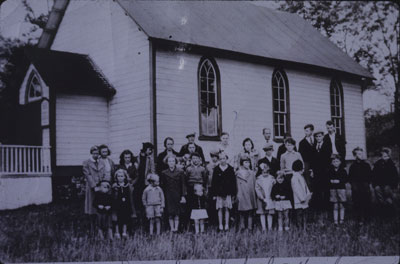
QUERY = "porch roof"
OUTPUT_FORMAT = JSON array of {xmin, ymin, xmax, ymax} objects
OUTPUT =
[{"xmin": 25, "ymin": 48, "xmax": 116, "ymax": 97}]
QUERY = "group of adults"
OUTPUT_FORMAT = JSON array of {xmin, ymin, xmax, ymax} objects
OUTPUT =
[{"xmin": 83, "ymin": 120, "xmax": 348, "ymax": 221}]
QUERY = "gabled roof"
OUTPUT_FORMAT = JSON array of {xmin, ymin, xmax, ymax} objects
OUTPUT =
[
  {"xmin": 25, "ymin": 48, "xmax": 116, "ymax": 97},
  {"xmin": 117, "ymin": 0, "xmax": 373, "ymax": 79}
]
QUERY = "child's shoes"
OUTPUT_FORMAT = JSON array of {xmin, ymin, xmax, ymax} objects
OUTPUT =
[
  {"xmin": 115, "ymin": 232, "xmax": 121, "ymax": 239},
  {"xmin": 122, "ymin": 232, "xmax": 128, "ymax": 239},
  {"xmin": 284, "ymin": 227, "xmax": 290, "ymax": 231},
  {"xmin": 224, "ymin": 224, "xmax": 229, "ymax": 231},
  {"xmin": 278, "ymin": 227, "xmax": 283, "ymax": 232},
  {"xmin": 219, "ymin": 225, "xmax": 223, "ymax": 231}
]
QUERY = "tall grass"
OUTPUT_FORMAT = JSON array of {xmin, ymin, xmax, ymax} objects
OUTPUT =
[{"xmin": 0, "ymin": 202, "xmax": 398, "ymax": 262}]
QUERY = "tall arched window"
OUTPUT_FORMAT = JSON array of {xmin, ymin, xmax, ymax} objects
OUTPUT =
[
  {"xmin": 198, "ymin": 58, "xmax": 221, "ymax": 139},
  {"xmin": 330, "ymin": 79, "xmax": 345, "ymax": 136},
  {"xmin": 272, "ymin": 69, "xmax": 290, "ymax": 140},
  {"xmin": 26, "ymin": 72, "xmax": 42, "ymax": 103}
]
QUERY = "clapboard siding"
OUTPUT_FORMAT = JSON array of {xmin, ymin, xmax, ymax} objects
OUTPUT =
[
  {"xmin": 342, "ymin": 81, "xmax": 366, "ymax": 159},
  {"xmin": 51, "ymin": 1, "xmax": 151, "ymax": 161},
  {"xmin": 56, "ymin": 94, "xmax": 108, "ymax": 166},
  {"xmin": 156, "ymin": 50, "xmax": 366, "ymax": 161}
]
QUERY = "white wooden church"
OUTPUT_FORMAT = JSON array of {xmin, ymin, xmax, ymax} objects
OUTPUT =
[{"xmin": 0, "ymin": 0, "xmax": 373, "ymax": 209}]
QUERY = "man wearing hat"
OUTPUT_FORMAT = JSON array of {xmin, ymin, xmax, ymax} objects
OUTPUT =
[
  {"xmin": 179, "ymin": 133, "xmax": 205, "ymax": 163},
  {"xmin": 256, "ymin": 143, "xmax": 280, "ymax": 177},
  {"xmin": 261, "ymin": 128, "xmax": 279, "ymax": 158}
]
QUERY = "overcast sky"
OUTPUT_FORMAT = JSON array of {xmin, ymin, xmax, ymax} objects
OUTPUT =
[{"xmin": 0, "ymin": 0, "xmax": 392, "ymax": 112}]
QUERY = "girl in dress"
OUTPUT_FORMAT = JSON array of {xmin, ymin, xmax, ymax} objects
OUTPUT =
[
  {"xmin": 112, "ymin": 169, "xmax": 134, "ymax": 238},
  {"xmin": 255, "ymin": 163, "xmax": 276, "ymax": 231},
  {"xmin": 236, "ymin": 154, "xmax": 257, "ymax": 230},
  {"xmin": 190, "ymin": 184, "xmax": 208, "ymax": 234},
  {"xmin": 160, "ymin": 155, "xmax": 187, "ymax": 232},
  {"xmin": 271, "ymin": 171, "xmax": 292, "ymax": 231},
  {"xmin": 210, "ymin": 152, "xmax": 237, "ymax": 231}
]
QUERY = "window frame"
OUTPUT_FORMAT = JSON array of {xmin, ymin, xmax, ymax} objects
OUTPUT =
[
  {"xmin": 197, "ymin": 57, "xmax": 222, "ymax": 141},
  {"xmin": 271, "ymin": 69, "xmax": 290, "ymax": 142},
  {"xmin": 26, "ymin": 71, "xmax": 43, "ymax": 103},
  {"xmin": 330, "ymin": 78, "xmax": 345, "ymax": 138}
]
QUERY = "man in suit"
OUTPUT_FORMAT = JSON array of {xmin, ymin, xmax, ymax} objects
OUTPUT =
[
  {"xmin": 261, "ymin": 128, "xmax": 279, "ymax": 158},
  {"xmin": 298, "ymin": 124, "xmax": 316, "ymax": 190},
  {"xmin": 311, "ymin": 130, "xmax": 332, "ymax": 217},
  {"xmin": 179, "ymin": 133, "xmax": 205, "ymax": 164},
  {"xmin": 324, "ymin": 120, "xmax": 346, "ymax": 162}
]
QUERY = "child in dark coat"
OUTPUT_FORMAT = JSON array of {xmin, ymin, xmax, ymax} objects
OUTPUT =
[
  {"xmin": 93, "ymin": 180, "xmax": 113, "ymax": 239},
  {"xmin": 112, "ymin": 169, "xmax": 134, "ymax": 239},
  {"xmin": 327, "ymin": 154, "xmax": 348, "ymax": 225},
  {"xmin": 271, "ymin": 171, "xmax": 292, "ymax": 231},
  {"xmin": 210, "ymin": 151, "xmax": 237, "ymax": 231},
  {"xmin": 348, "ymin": 147, "xmax": 372, "ymax": 223}
]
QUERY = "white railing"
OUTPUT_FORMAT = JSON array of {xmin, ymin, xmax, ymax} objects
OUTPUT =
[{"xmin": 0, "ymin": 145, "xmax": 51, "ymax": 175}]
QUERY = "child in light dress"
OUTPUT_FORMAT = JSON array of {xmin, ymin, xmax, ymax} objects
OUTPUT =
[
  {"xmin": 291, "ymin": 160, "xmax": 312, "ymax": 230},
  {"xmin": 255, "ymin": 163, "xmax": 276, "ymax": 231},
  {"xmin": 190, "ymin": 184, "xmax": 208, "ymax": 234},
  {"xmin": 271, "ymin": 171, "xmax": 292, "ymax": 231}
]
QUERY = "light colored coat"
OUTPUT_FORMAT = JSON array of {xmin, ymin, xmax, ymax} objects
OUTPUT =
[
  {"xmin": 255, "ymin": 174, "xmax": 276, "ymax": 210},
  {"xmin": 236, "ymin": 168, "xmax": 257, "ymax": 211},
  {"xmin": 291, "ymin": 172, "xmax": 312, "ymax": 209},
  {"xmin": 83, "ymin": 158, "xmax": 110, "ymax": 215}
]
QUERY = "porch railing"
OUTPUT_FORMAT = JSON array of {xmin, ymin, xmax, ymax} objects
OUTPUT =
[{"xmin": 0, "ymin": 145, "xmax": 51, "ymax": 175}]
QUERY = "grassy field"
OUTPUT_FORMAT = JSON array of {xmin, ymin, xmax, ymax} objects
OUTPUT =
[{"xmin": 0, "ymin": 201, "xmax": 399, "ymax": 262}]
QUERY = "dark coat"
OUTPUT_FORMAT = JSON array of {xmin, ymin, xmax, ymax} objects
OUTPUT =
[
  {"xmin": 112, "ymin": 183, "xmax": 134, "ymax": 221},
  {"xmin": 179, "ymin": 143, "xmax": 205, "ymax": 163},
  {"xmin": 156, "ymin": 149, "xmax": 179, "ymax": 174},
  {"xmin": 348, "ymin": 160, "xmax": 372, "ymax": 185},
  {"xmin": 327, "ymin": 166, "xmax": 348, "ymax": 189},
  {"xmin": 271, "ymin": 181, "xmax": 292, "ymax": 201},
  {"xmin": 160, "ymin": 168, "xmax": 187, "ymax": 216},
  {"xmin": 210, "ymin": 165, "xmax": 237, "ymax": 198},
  {"xmin": 257, "ymin": 156, "xmax": 280, "ymax": 176},
  {"xmin": 311, "ymin": 141, "xmax": 332, "ymax": 189},
  {"xmin": 190, "ymin": 195, "xmax": 207, "ymax": 210},
  {"xmin": 372, "ymin": 159, "xmax": 399, "ymax": 188},
  {"xmin": 298, "ymin": 137, "xmax": 316, "ymax": 164},
  {"xmin": 93, "ymin": 192, "xmax": 113, "ymax": 214},
  {"xmin": 323, "ymin": 133, "xmax": 346, "ymax": 160}
]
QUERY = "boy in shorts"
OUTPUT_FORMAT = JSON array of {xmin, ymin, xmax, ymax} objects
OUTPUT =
[{"xmin": 142, "ymin": 174, "xmax": 165, "ymax": 235}]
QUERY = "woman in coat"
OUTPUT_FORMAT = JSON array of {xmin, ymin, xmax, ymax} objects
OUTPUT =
[
  {"xmin": 160, "ymin": 155, "xmax": 187, "ymax": 232},
  {"xmin": 98, "ymin": 144, "xmax": 115, "ymax": 182}
]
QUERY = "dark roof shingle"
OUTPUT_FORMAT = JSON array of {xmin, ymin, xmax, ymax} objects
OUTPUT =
[
  {"xmin": 117, "ymin": 0, "xmax": 372, "ymax": 79},
  {"xmin": 25, "ymin": 48, "xmax": 116, "ymax": 97}
]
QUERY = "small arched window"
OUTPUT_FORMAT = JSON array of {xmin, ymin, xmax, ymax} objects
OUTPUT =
[
  {"xmin": 272, "ymin": 69, "xmax": 290, "ymax": 140},
  {"xmin": 330, "ymin": 79, "xmax": 345, "ymax": 136},
  {"xmin": 26, "ymin": 72, "xmax": 42, "ymax": 103},
  {"xmin": 198, "ymin": 58, "xmax": 221, "ymax": 139}
]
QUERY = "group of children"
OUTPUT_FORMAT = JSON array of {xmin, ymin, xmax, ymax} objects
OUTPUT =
[{"xmin": 85, "ymin": 128, "xmax": 399, "ymax": 239}]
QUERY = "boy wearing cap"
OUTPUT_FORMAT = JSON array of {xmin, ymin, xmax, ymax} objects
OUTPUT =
[
  {"xmin": 257, "ymin": 143, "xmax": 280, "ymax": 177},
  {"xmin": 142, "ymin": 174, "xmax": 165, "ymax": 235},
  {"xmin": 179, "ymin": 133, "xmax": 205, "ymax": 163}
]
